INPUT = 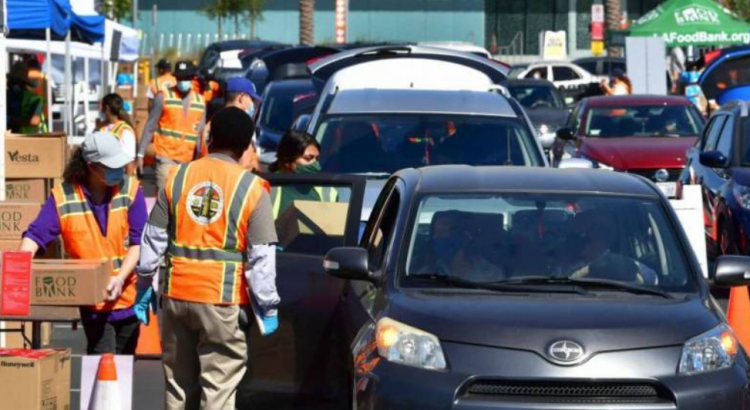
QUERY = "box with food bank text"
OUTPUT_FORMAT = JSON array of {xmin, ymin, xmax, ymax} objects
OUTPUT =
[
  {"xmin": 31, "ymin": 260, "xmax": 110, "ymax": 306},
  {"xmin": 0, "ymin": 348, "xmax": 71, "ymax": 410},
  {"xmin": 0, "ymin": 202, "xmax": 41, "ymax": 241},
  {"xmin": 4, "ymin": 179, "xmax": 49, "ymax": 203}
]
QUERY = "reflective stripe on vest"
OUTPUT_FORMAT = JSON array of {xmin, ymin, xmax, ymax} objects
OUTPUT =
[
  {"xmin": 153, "ymin": 88, "xmax": 205, "ymax": 163},
  {"xmin": 163, "ymin": 158, "xmax": 265, "ymax": 304},
  {"xmin": 51, "ymin": 176, "xmax": 139, "ymax": 311},
  {"xmin": 104, "ymin": 121, "xmax": 135, "ymax": 141},
  {"xmin": 270, "ymin": 185, "xmax": 337, "ymax": 218}
]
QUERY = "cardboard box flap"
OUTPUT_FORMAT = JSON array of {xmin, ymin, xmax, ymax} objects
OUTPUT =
[{"xmin": 275, "ymin": 200, "xmax": 348, "ymax": 250}]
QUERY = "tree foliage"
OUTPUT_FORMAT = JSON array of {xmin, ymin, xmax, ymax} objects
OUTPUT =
[
  {"xmin": 725, "ymin": 0, "xmax": 750, "ymax": 21},
  {"xmin": 203, "ymin": 0, "xmax": 266, "ymax": 37},
  {"xmin": 99, "ymin": 0, "xmax": 132, "ymax": 22}
]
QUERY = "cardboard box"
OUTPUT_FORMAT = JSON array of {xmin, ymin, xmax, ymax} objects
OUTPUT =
[
  {"xmin": 5, "ymin": 133, "xmax": 67, "ymax": 179},
  {"xmin": 4, "ymin": 179, "xmax": 49, "ymax": 203},
  {"xmin": 116, "ymin": 86, "xmax": 133, "ymax": 100},
  {"xmin": 0, "ymin": 348, "xmax": 71, "ymax": 410},
  {"xmin": 31, "ymin": 260, "xmax": 110, "ymax": 306},
  {"xmin": 0, "ymin": 322, "xmax": 51, "ymax": 348},
  {"xmin": 275, "ymin": 200, "xmax": 348, "ymax": 248},
  {"xmin": 0, "ymin": 202, "xmax": 41, "ymax": 241}
]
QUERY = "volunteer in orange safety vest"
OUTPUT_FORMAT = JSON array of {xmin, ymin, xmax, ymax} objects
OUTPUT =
[
  {"xmin": 20, "ymin": 131, "xmax": 148, "ymax": 354},
  {"xmin": 137, "ymin": 60, "xmax": 207, "ymax": 192},
  {"xmin": 136, "ymin": 107, "xmax": 279, "ymax": 410},
  {"xmin": 98, "ymin": 93, "xmax": 137, "ymax": 174},
  {"xmin": 148, "ymin": 59, "xmax": 177, "ymax": 111}
]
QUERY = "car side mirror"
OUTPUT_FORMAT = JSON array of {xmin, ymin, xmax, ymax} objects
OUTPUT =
[
  {"xmin": 556, "ymin": 127, "xmax": 576, "ymax": 141},
  {"xmin": 699, "ymin": 151, "xmax": 729, "ymax": 169},
  {"xmin": 324, "ymin": 247, "xmax": 373, "ymax": 282},
  {"xmin": 713, "ymin": 255, "xmax": 750, "ymax": 286}
]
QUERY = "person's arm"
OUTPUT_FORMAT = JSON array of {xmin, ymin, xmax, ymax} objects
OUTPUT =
[
  {"xmin": 245, "ymin": 189, "xmax": 280, "ymax": 317},
  {"xmin": 108, "ymin": 187, "xmax": 148, "ymax": 300},
  {"xmin": 21, "ymin": 196, "xmax": 61, "ymax": 254},
  {"xmin": 138, "ymin": 93, "xmax": 163, "ymax": 158},
  {"xmin": 121, "ymin": 128, "xmax": 137, "ymax": 161},
  {"xmin": 136, "ymin": 188, "xmax": 170, "ymax": 290},
  {"xmin": 195, "ymin": 110, "xmax": 207, "ymax": 159}
]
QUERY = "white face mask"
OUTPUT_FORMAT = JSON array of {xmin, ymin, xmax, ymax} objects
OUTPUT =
[
  {"xmin": 245, "ymin": 101, "xmax": 256, "ymax": 118},
  {"xmin": 177, "ymin": 81, "xmax": 192, "ymax": 93}
]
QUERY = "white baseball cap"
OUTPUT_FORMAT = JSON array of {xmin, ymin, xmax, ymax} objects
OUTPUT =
[{"xmin": 81, "ymin": 131, "xmax": 132, "ymax": 169}]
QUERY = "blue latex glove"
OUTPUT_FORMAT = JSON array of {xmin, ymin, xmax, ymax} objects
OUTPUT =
[
  {"xmin": 261, "ymin": 315, "xmax": 278, "ymax": 337},
  {"xmin": 134, "ymin": 287, "xmax": 157, "ymax": 325}
]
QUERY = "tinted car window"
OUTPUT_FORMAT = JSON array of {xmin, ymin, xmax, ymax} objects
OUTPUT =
[
  {"xmin": 553, "ymin": 66, "xmax": 581, "ymax": 81},
  {"xmin": 585, "ymin": 105, "xmax": 704, "ymax": 138},
  {"xmin": 508, "ymin": 85, "xmax": 565, "ymax": 109},
  {"xmin": 741, "ymin": 119, "xmax": 750, "ymax": 166},
  {"xmin": 526, "ymin": 67, "xmax": 548, "ymax": 80},
  {"xmin": 404, "ymin": 194, "xmax": 696, "ymax": 293},
  {"xmin": 576, "ymin": 61, "xmax": 597, "ymax": 75},
  {"xmin": 260, "ymin": 81, "xmax": 316, "ymax": 132},
  {"xmin": 704, "ymin": 116, "xmax": 728, "ymax": 151},
  {"xmin": 316, "ymin": 114, "xmax": 542, "ymax": 173},
  {"xmin": 716, "ymin": 117, "xmax": 735, "ymax": 157}
]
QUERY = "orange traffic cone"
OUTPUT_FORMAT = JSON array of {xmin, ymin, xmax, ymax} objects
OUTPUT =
[
  {"xmin": 89, "ymin": 354, "xmax": 121, "ymax": 410},
  {"xmin": 135, "ymin": 311, "xmax": 162, "ymax": 358},
  {"xmin": 727, "ymin": 286, "xmax": 750, "ymax": 351}
]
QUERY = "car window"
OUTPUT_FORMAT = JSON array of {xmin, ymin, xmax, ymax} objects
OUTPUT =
[
  {"xmin": 584, "ymin": 105, "xmax": 704, "ymax": 138},
  {"xmin": 716, "ymin": 116, "xmax": 735, "ymax": 157},
  {"xmin": 740, "ymin": 118, "xmax": 750, "ymax": 166},
  {"xmin": 525, "ymin": 67, "xmax": 548, "ymax": 80},
  {"xmin": 271, "ymin": 183, "xmax": 353, "ymax": 256},
  {"xmin": 316, "ymin": 114, "xmax": 543, "ymax": 173},
  {"xmin": 575, "ymin": 61, "xmax": 597, "ymax": 75},
  {"xmin": 403, "ymin": 193, "xmax": 697, "ymax": 293},
  {"xmin": 508, "ymin": 85, "xmax": 565, "ymax": 110},
  {"xmin": 367, "ymin": 190, "xmax": 400, "ymax": 270},
  {"xmin": 704, "ymin": 115, "xmax": 728, "ymax": 151},
  {"xmin": 552, "ymin": 66, "xmax": 581, "ymax": 82},
  {"xmin": 566, "ymin": 103, "xmax": 584, "ymax": 131},
  {"xmin": 260, "ymin": 82, "xmax": 316, "ymax": 132}
]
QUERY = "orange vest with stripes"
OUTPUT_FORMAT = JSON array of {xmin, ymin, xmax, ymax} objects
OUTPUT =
[
  {"xmin": 154, "ymin": 87, "xmax": 205, "ymax": 163},
  {"xmin": 51, "ymin": 176, "xmax": 140, "ymax": 311},
  {"xmin": 150, "ymin": 73, "xmax": 176, "ymax": 96},
  {"xmin": 102, "ymin": 120, "xmax": 135, "ymax": 141},
  {"xmin": 164, "ymin": 157, "xmax": 267, "ymax": 305}
]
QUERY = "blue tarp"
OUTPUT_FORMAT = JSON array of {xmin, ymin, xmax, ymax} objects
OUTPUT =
[
  {"xmin": 7, "ymin": 0, "xmax": 71, "ymax": 37},
  {"xmin": 71, "ymin": 13, "xmax": 105, "ymax": 43}
]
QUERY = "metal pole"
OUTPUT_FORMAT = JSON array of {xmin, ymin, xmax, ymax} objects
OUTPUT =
[
  {"xmin": 177, "ymin": 33, "xmax": 182, "ymax": 57},
  {"xmin": 0, "ymin": 0, "xmax": 7, "ymax": 201},
  {"xmin": 83, "ymin": 57, "xmax": 90, "ymax": 134},
  {"xmin": 186, "ymin": 34, "xmax": 192, "ymax": 56},
  {"xmin": 568, "ymin": 0, "xmax": 577, "ymax": 57},
  {"xmin": 64, "ymin": 31, "xmax": 72, "ymax": 136},
  {"xmin": 101, "ymin": 39, "xmax": 106, "ymax": 100},
  {"xmin": 45, "ymin": 28, "xmax": 52, "ymax": 132}
]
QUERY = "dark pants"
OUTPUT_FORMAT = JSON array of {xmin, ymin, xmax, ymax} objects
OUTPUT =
[{"xmin": 80, "ymin": 310, "xmax": 140, "ymax": 355}]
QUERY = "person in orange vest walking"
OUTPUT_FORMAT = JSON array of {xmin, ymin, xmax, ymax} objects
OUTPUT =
[
  {"xmin": 20, "ymin": 131, "xmax": 147, "ymax": 354},
  {"xmin": 137, "ymin": 60, "xmax": 206, "ymax": 192},
  {"xmin": 147, "ymin": 59, "xmax": 176, "ymax": 112},
  {"xmin": 136, "ymin": 107, "xmax": 279, "ymax": 410},
  {"xmin": 98, "ymin": 93, "xmax": 137, "ymax": 173}
]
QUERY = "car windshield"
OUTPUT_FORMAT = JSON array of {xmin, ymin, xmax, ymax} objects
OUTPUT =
[
  {"xmin": 508, "ymin": 85, "xmax": 564, "ymax": 110},
  {"xmin": 404, "ymin": 193, "xmax": 697, "ymax": 294},
  {"xmin": 316, "ymin": 114, "xmax": 542, "ymax": 174},
  {"xmin": 585, "ymin": 105, "xmax": 703, "ymax": 138},
  {"xmin": 260, "ymin": 82, "xmax": 316, "ymax": 131}
]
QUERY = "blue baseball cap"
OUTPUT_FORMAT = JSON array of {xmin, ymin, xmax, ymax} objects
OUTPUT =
[{"xmin": 226, "ymin": 77, "xmax": 262, "ymax": 101}]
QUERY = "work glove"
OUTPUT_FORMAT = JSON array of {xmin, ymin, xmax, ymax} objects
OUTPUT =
[
  {"xmin": 260, "ymin": 315, "xmax": 279, "ymax": 337},
  {"xmin": 134, "ymin": 286, "xmax": 157, "ymax": 325},
  {"xmin": 105, "ymin": 277, "xmax": 125, "ymax": 302}
]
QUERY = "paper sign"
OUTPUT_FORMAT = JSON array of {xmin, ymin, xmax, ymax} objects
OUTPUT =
[{"xmin": 1, "ymin": 251, "xmax": 32, "ymax": 316}]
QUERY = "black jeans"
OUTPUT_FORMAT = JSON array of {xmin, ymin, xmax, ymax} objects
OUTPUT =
[{"xmin": 80, "ymin": 309, "xmax": 141, "ymax": 355}]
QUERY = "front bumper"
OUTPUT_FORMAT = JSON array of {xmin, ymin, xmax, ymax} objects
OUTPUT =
[{"xmin": 355, "ymin": 342, "xmax": 750, "ymax": 410}]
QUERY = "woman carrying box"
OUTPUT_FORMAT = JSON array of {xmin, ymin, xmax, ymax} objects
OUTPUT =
[{"xmin": 19, "ymin": 132, "xmax": 148, "ymax": 355}]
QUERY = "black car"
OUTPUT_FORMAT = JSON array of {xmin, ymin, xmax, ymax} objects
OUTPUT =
[
  {"xmin": 680, "ymin": 100, "xmax": 750, "ymax": 258},
  {"xmin": 573, "ymin": 56, "xmax": 626, "ymax": 77},
  {"xmin": 505, "ymin": 79, "xmax": 568, "ymax": 150},
  {"xmin": 240, "ymin": 166, "xmax": 750, "ymax": 409},
  {"xmin": 256, "ymin": 78, "xmax": 317, "ymax": 155}
]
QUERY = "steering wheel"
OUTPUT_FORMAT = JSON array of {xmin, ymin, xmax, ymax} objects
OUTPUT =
[{"xmin": 531, "ymin": 100, "xmax": 554, "ymax": 109}]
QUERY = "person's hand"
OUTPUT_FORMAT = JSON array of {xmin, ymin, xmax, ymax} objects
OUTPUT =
[
  {"xmin": 106, "ymin": 276, "xmax": 125, "ymax": 301},
  {"xmin": 137, "ymin": 157, "xmax": 145, "ymax": 175},
  {"xmin": 134, "ymin": 286, "xmax": 157, "ymax": 325},
  {"xmin": 260, "ymin": 315, "xmax": 279, "ymax": 337}
]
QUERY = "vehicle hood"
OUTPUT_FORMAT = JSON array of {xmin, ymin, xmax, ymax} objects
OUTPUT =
[
  {"xmin": 525, "ymin": 108, "xmax": 567, "ymax": 131},
  {"xmin": 579, "ymin": 137, "xmax": 696, "ymax": 170},
  {"xmin": 388, "ymin": 291, "xmax": 718, "ymax": 356}
]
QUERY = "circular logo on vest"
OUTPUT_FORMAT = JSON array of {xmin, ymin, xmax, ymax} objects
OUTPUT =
[{"xmin": 186, "ymin": 182, "xmax": 224, "ymax": 225}]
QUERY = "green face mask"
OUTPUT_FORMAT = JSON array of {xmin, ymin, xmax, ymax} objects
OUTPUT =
[{"xmin": 295, "ymin": 161, "xmax": 321, "ymax": 174}]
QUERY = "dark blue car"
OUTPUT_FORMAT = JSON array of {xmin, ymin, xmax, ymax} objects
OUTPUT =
[{"xmin": 679, "ymin": 100, "xmax": 750, "ymax": 258}]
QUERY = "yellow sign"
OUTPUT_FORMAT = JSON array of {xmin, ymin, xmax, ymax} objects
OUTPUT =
[
  {"xmin": 591, "ymin": 40, "xmax": 605, "ymax": 56},
  {"xmin": 542, "ymin": 31, "xmax": 568, "ymax": 60}
]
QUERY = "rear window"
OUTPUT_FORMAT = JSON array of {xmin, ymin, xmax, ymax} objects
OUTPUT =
[
  {"xmin": 508, "ymin": 85, "xmax": 564, "ymax": 110},
  {"xmin": 585, "ymin": 105, "xmax": 704, "ymax": 138}
]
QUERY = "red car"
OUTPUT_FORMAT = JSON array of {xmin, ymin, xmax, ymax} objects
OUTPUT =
[{"xmin": 555, "ymin": 95, "xmax": 706, "ymax": 197}]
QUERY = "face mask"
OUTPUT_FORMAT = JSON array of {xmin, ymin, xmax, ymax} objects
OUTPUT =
[
  {"xmin": 431, "ymin": 237, "xmax": 462, "ymax": 261},
  {"xmin": 177, "ymin": 81, "xmax": 192, "ymax": 93},
  {"xmin": 245, "ymin": 102, "xmax": 256, "ymax": 119},
  {"xmin": 103, "ymin": 166, "xmax": 125, "ymax": 186},
  {"xmin": 295, "ymin": 161, "xmax": 321, "ymax": 174}
]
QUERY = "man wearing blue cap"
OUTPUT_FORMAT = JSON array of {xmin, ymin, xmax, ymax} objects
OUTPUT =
[{"xmin": 204, "ymin": 77, "xmax": 263, "ymax": 169}]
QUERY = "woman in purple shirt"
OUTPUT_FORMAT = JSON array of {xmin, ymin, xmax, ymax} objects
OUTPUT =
[{"xmin": 20, "ymin": 131, "xmax": 148, "ymax": 354}]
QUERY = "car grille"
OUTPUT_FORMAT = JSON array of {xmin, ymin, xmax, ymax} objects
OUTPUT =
[
  {"xmin": 628, "ymin": 168, "xmax": 682, "ymax": 182},
  {"xmin": 465, "ymin": 380, "xmax": 672, "ymax": 404}
]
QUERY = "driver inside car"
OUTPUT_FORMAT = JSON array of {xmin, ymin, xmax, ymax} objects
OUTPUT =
[
  {"xmin": 566, "ymin": 211, "xmax": 658, "ymax": 285},
  {"xmin": 414, "ymin": 211, "xmax": 506, "ymax": 283}
]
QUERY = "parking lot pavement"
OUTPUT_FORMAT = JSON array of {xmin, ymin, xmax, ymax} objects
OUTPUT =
[{"xmin": 50, "ymin": 323, "xmax": 165, "ymax": 410}]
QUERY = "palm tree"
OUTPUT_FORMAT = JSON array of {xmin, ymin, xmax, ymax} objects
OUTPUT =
[
  {"xmin": 299, "ymin": 0, "xmax": 315, "ymax": 45},
  {"xmin": 606, "ymin": 0, "xmax": 621, "ymax": 56}
]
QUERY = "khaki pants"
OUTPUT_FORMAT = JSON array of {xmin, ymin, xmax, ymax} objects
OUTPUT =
[
  {"xmin": 155, "ymin": 158, "xmax": 179, "ymax": 193},
  {"xmin": 162, "ymin": 297, "xmax": 249, "ymax": 410}
]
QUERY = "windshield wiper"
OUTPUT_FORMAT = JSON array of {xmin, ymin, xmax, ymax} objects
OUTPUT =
[
  {"xmin": 494, "ymin": 276, "xmax": 673, "ymax": 299},
  {"xmin": 409, "ymin": 274, "xmax": 588, "ymax": 295}
]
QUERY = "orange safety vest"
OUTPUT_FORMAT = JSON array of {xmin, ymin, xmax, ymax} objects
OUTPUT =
[
  {"xmin": 51, "ymin": 176, "xmax": 140, "ymax": 311},
  {"xmin": 149, "ymin": 73, "xmax": 176, "ymax": 96},
  {"xmin": 153, "ymin": 87, "xmax": 206, "ymax": 163},
  {"xmin": 163, "ymin": 157, "xmax": 267, "ymax": 305},
  {"xmin": 102, "ymin": 120, "xmax": 135, "ymax": 141}
]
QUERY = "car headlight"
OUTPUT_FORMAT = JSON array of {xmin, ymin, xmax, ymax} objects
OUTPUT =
[
  {"xmin": 678, "ymin": 324, "xmax": 739, "ymax": 376},
  {"xmin": 734, "ymin": 186, "xmax": 750, "ymax": 210},
  {"xmin": 376, "ymin": 317, "xmax": 447, "ymax": 371}
]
